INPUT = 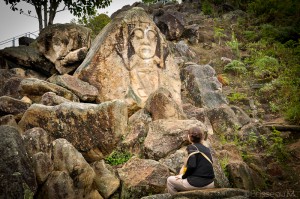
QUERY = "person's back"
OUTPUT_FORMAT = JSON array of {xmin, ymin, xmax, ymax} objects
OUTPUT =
[
  {"xmin": 167, "ymin": 127, "xmax": 215, "ymax": 195},
  {"xmin": 182, "ymin": 143, "xmax": 215, "ymax": 187}
]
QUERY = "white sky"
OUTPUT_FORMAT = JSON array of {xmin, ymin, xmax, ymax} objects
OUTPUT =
[{"xmin": 0, "ymin": 0, "xmax": 140, "ymax": 49}]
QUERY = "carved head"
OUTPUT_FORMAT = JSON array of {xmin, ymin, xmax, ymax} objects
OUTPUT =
[{"xmin": 130, "ymin": 26, "xmax": 158, "ymax": 60}]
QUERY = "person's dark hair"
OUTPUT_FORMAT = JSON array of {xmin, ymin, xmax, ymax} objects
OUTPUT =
[{"xmin": 188, "ymin": 127, "xmax": 203, "ymax": 143}]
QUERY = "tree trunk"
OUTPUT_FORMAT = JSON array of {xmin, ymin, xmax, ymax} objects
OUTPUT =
[
  {"xmin": 48, "ymin": 0, "xmax": 59, "ymax": 26},
  {"xmin": 43, "ymin": 2, "xmax": 48, "ymax": 28},
  {"xmin": 35, "ymin": 5, "xmax": 43, "ymax": 31}
]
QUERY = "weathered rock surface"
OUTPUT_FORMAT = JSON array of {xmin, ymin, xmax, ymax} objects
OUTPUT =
[
  {"xmin": 0, "ymin": 125, "xmax": 37, "ymax": 198},
  {"xmin": 122, "ymin": 109, "xmax": 152, "ymax": 155},
  {"xmin": 144, "ymin": 87, "xmax": 186, "ymax": 121},
  {"xmin": 41, "ymin": 91, "xmax": 71, "ymax": 106},
  {"xmin": 48, "ymin": 74, "xmax": 99, "ymax": 102},
  {"xmin": 0, "ymin": 96, "xmax": 31, "ymax": 119},
  {"xmin": 22, "ymin": 127, "xmax": 54, "ymax": 184},
  {"xmin": 22, "ymin": 127, "xmax": 53, "ymax": 159},
  {"xmin": 91, "ymin": 160, "xmax": 120, "ymax": 199},
  {"xmin": 230, "ymin": 106, "xmax": 251, "ymax": 126},
  {"xmin": 18, "ymin": 100, "xmax": 128, "ymax": 154},
  {"xmin": 226, "ymin": 161, "xmax": 265, "ymax": 190},
  {"xmin": 159, "ymin": 147, "xmax": 187, "ymax": 174},
  {"xmin": 74, "ymin": 7, "xmax": 181, "ymax": 109},
  {"xmin": 0, "ymin": 114, "xmax": 21, "ymax": 131},
  {"xmin": 36, "ymin": 23, "xmax": 91, "ymax": 74},
  {"xmin": 19, "ymin": 78, "xmax": 80, "ymax": 103},
  {"xmin": 181, "ymin": 64, "xmax": 227, "ymax": 108},
  {"xmin": 144, "ymin": 119, "xmax": 207, "ymax": 160},
  {"xmin": 171, "ymin": 188, "xmax": 249, "ymax": 199},
  {"xmin": 118, "ymin": 157, "xmax": 170, "ymax": 199},
  {"xmin": 37, "ymin": 138, "xmax": 102, "ymax": 199},
  {"xmin": 0, "ymin": 45, "xmax": 56, "ymax": 76},
  {"xmin": 153, "ymin": 9, "xmax": 185, "ymax": 40},
  {"xmin": 208, "ymin": 104, "xmax": 242, "ymax": 137},
  {"xmin": 141, "ymin": 188, "xmax": 249, "ymax": 199}
]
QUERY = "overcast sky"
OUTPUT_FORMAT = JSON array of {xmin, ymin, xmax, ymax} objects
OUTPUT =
[{"xmin": 0, "ymin": 0, "xmax": 140, "ymax": 49}]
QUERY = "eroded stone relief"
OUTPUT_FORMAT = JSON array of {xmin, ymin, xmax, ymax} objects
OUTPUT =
[{"xmin": 74, "ymin": 7, "xmax": 181, "ymax": 109}]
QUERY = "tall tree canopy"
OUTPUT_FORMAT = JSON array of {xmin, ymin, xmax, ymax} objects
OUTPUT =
[{"xmin": 4, "ymin": 0, "xmax": 112, "ymax": 31}]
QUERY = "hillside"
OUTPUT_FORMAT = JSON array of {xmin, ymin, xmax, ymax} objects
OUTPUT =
[{"xmin": 0, "ymin": 0, "xmax": 299, "ymax": 198}]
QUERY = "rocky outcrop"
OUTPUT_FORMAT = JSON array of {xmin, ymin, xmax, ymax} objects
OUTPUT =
[
  {"xmin": 36, "ymin": 23, "xmax": 91, "ymax": 74},
  {"xmin": 48, "ymin": 74, "xmax": 99, "ymax": 102},
  {"xmin": 118, "ymin": 157, "xmax": 170, "ymax": 199},
  {"xmin": 0, "ymin": 45, "xmax": 56, "ymax": 76},
  {"xmin": 0, "ymin": 125, "xmax": 37, "ymax": 198},
  {"xmin": 40, "ymin": 92, "xmax": 71, "ymax": 106},
  {"xmin": 153, "ymin": 9, "xmax": 185, "ymax": 40},
  {"xmin": 144, "ymin": 119, "xmax": 207, "ymax": 160},
  {"xmin": 0, "ymin": 96, "xmax": 31, "ymax": 120},
  {"xmin": 18, "ymin": 100, "xmax": 128, "ymax": 154},
  {"xmin": 19, "ymin": 78, "xmax": 80, "ymax": 103},
  {"xmin": 91, "ymin": 160, "xmax": 120, "ymax": 199},
  {"xmin": 36, "ymin": 139, "xmax": 102, "ymax": 199},
  {"xmin": 208, "ymin": 104, "xmax": 242, "ymax": 137},
  {"xmin": 74, "ymin": 7, "xmax": 181, "ymax": 109},
  {"xmin": 144, "ymin": 87, "xmax": 186, "ymax": 121},
  {"xmin": 181, "ymin": 63, "xmax": 227, "ymax": 108},
  {"xmin": 122, "ymin": 109, "xmax": 152, "ymax": 155},
  {"xmin": 226, "ymin": 161, "xmax": 266, "ymax": 190}
]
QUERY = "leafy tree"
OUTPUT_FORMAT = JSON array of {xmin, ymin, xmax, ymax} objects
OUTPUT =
[
  {"xmin": 77, "ymin": 12, "xmax": 111, "ymax": 39},
  {"xmin": 3, "ymin": 0, "xmax": 112, "ymax": 31}
]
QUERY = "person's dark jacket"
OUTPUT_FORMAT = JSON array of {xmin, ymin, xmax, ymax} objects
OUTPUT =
[{"xmin": 182, "ymin": 143, "xmax": 215, "ymax": 187}]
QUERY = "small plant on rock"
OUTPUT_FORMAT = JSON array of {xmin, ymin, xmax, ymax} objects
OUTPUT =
[{"xmin": 105, "ymin": 150, "xmax": 133, "ymax": 166}]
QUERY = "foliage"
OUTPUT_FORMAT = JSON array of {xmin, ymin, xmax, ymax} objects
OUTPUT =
[
  {"xmin": 227, "ymin": 92, "xmax": 247, "ymax": 103},
  {"xmin": 202, "ymin": 0, "xmax": 213, "ymax": 15},
  {"xmin": 219, "ymin": 155, "xmax": 229, "ymax": 178},
  {"xmin": 3, "ymin": 0, "xmax": 111, "ymax": 31},
  {"xmin": 252, "ymin": 56, "xmax": 280, "ymax": 79},
  {"xmin": 224, "ymin": 60, "xmax": 247, "ymax": 75},
  {"xmin": 214, "ymin": 27, "xmax": 227, "ymax": 45},
  {"xmin": 268, "ymin": 129, "xmax": 289, "ymax": 162},
  {"xmin": 104, "ymin": 150, "xmax": 133, "ymax": 166},
  {"xmin": 226, "ymin": 32, "xmax": 240, "ymax": 59},
  {"xmin": 77, "ymin": 13, "xmax": 111, "ymax": 39}
]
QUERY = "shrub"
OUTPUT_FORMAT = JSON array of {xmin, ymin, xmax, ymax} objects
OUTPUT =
[
  {"xmin": 227, "ymin": 92, "xmax": 247, "ymax": 103},
  {"xmin": 224, "ymin": 60, "xmax": 247, "ymax": 75},
  {"xmin": 104, "ymin": 150, "xmax": 132, "ymax": 166},
  {"xmin": 253, "ymin": 56, "xmax": 280, "ymax": 78}
]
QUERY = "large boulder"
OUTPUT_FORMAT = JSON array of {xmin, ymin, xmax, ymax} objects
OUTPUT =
[
  {"xmin": 181, "ymin": 64, "xmax": 227, "ymax": 109},
  {"xmin": 37, "ymin": 138, "xmax": 102, "ymax": 199},
  {"xmin": 19, "ymin": 78, "xmax": 80, "ymax": 103},
  {"xmin": 144, "ymin": 119, "xmax": 207, "ymax": 160},
  {"xmin": 207, "ymin": 104, "xmax": 242, "ymax": 137},
  {"xmin": 36, "ymin": 23, "xmax": 91, "ymax": 74},
  {"xmin": 153, "ymin": 9, "xmax": 185, "ymax": 40},
  {"xmin": 226, "ymin": 161, "xmax": 265, "ymax": 190},
  {"xmin": 0, "ymin": 96, "xmax": 31, "ymax": 120},
  {"xmin": 0, "ymin": 125, "xmax": 37, "ymax": 198},
  {"xmin": 0, "ymin": 46, "xmax": 56, "ymax": 76},
  {"xmin": 41, "ymin": 92, "xmax": 71, "ymax": 106},
  {"xmin": 48, "ymin": 74, "xmax": 99, "ymax": 102},
  {"xmin": 22, "ymin": 127, "xmax": 54, "ymax": 184},
  {"xmin": 74, "ymin": 7, "xmax": 181, "ymax": 109},
  {"xmin": 171, "ymin": 188, "xmax": 249, "ymax": 199},
  {"xmin": 144, "ymin": 87, "xmax": 186, "ymax": 121},
  {"xmin": 118, "ymin": 157, "xmax": 170, "ymax": 199},
  {"xmin": 91, "ymin": 160, "xmax": 120, "ymax": 199},
  {"xmin": 122, "ymin": 109, "xmax": 152, "ymax": 155},
  {"xmin": 0, "ymin": 68, "xmax": 46, "ymax": 98},
  {"xmin": 18, "ymin": 100, "xmax": 128, "ymax": 154}
]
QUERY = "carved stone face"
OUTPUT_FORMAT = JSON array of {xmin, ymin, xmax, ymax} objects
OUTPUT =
[{"xmin": 130, "ymin": 27, "xmax": 158, "ymax": 60}]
